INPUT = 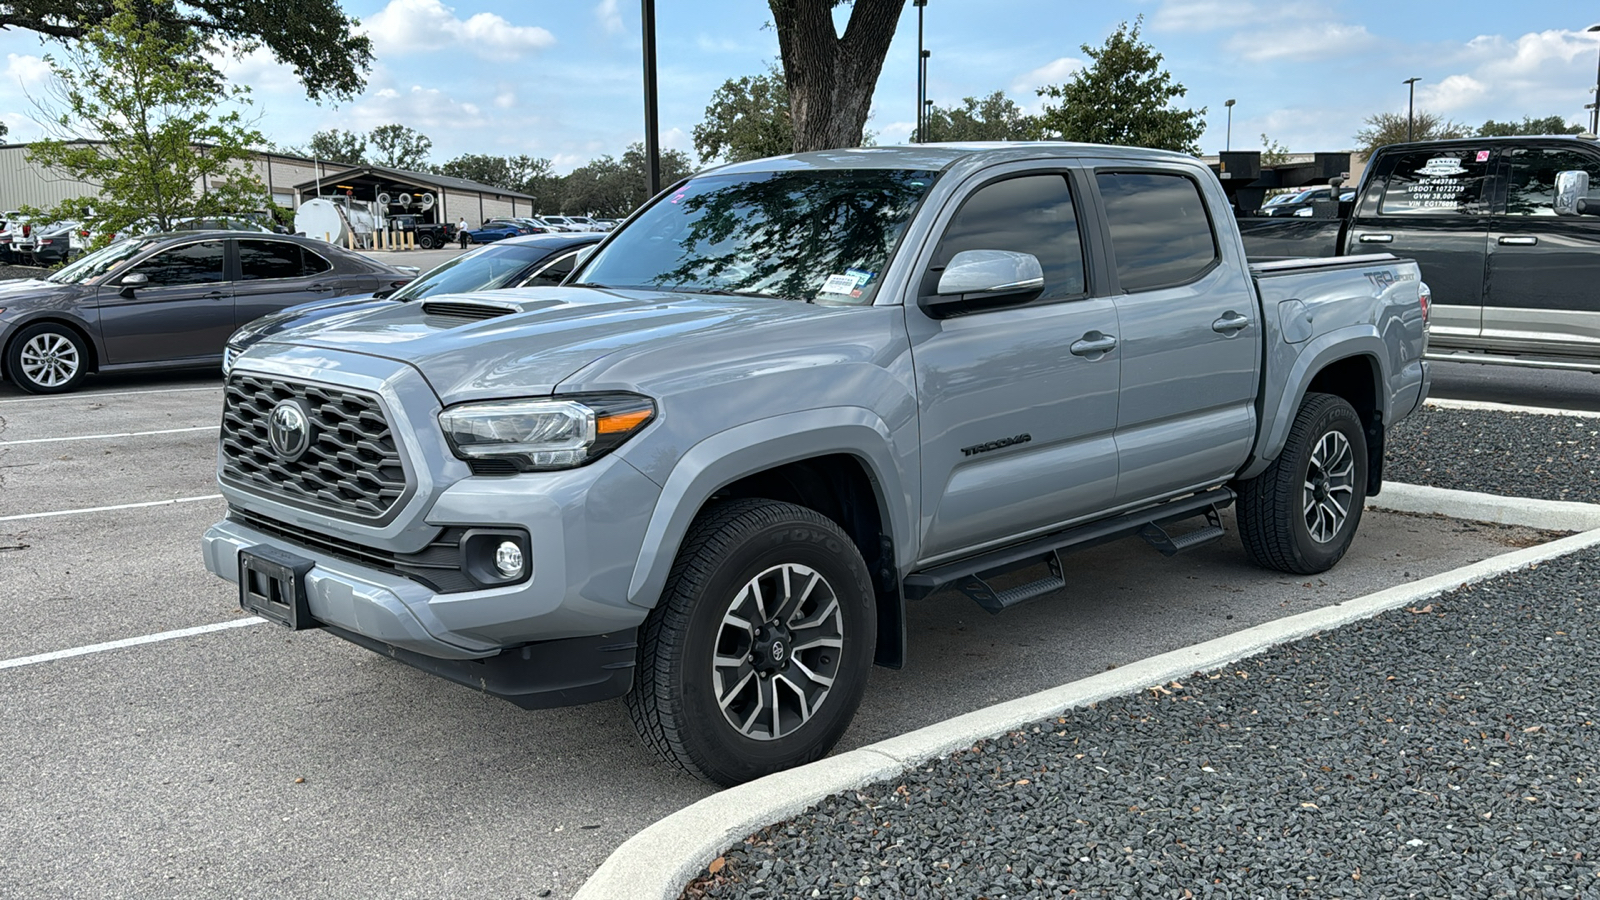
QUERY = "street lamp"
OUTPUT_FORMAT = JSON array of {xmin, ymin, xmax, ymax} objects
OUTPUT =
[
  {"xmin": 1587, "ymin": 24, "xmax": 1600, "ymax": 134},
  {"xmin": 914, "ymin": 0, "xmax": 927, "ymax": 142},
  {"xmin": 1403, "ymin": 77, "xmax": 1420, "ymax": 141},
  {"xmin": 1224, "ymin": 99, "xmax": 1235, "ymax": 152}
]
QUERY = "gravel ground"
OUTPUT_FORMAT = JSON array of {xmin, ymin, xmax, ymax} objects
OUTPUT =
[
  {"xmin": 1387, "ymin": 406, "xmax": 1600, "ymax": 503},
  {"xmin": 0, "ymin": 263, "xmax": 45, "ymax": 280},
  {"xmin": 685, "ymin": 548, "xmax": 1600, "ymax": 899}
]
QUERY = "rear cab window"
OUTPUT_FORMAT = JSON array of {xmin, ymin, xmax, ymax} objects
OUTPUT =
[{"xmin": 1094, "ymin": 171, "xmax": 1219, "ymax": 291}]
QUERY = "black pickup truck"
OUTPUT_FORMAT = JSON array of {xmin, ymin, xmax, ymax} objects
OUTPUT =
[
  {"xmin": 387, "ymin": 214, "xmax": 455, "ymax": 249},
  {"xmin": 1239, "ymin": 135, "xmax": 1600, "ymax": 372}
]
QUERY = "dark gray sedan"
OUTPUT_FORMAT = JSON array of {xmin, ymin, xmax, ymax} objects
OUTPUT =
[{"xmin": 0, "ymin": 231, "xmax": 415, "ymax": 394}]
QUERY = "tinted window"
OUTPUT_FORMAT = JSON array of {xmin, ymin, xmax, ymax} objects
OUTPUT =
[
  {"xmin": 128, "ymin": 240, "xmax": 224, "ymax": 286},
  {"xmin": 1503, "ymin": 146, "xmax": 1600, "ymax": 216},
  {"xmin": 1096, "ymin": 171, "xmax": 1218, "ymax": 292},
  {"xmin": 238, "ymin": 240, "xmax": 301, "ymax": 280},
  {"xmin": 1377, "ymin": 148, "xmax": 1491, "ymax": 215},
  {"xmin": 931, "ymin": 174, "xmax": 1085, "ymax": 300},
  {"xmin": 301, "ymin": 248, "xmax": 330, "ymax": 275},
  {"xmin": 525, "ymin": 250, "xmax": 580, "ymax": 287}
]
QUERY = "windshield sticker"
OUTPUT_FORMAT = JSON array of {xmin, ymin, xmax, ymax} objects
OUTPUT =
[
  {"xmin": 1475, "ymin": 150, "xmax": 1491, "ymax": 162},
  {"xmin": 821, "ymin": 274, "xmax": 860, "ymax": 295},
  {"xmin": 845, "ymin": 267, "xmax": 875, "ymax": 287}
]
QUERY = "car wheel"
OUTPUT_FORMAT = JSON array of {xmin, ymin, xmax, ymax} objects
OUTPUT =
[
  {"xmin": 6, "ymin": 322, "xmax": 89, "ymax": 394},
  {"xmin": 1237, "ymin": 392, "xmax": 1367, "ymax": 574},
  {"xmin": 626, "ymin": 499, "xmax": 876, "ymax": 786},
  {"xmin": 418, "ymin": 234, "xmax": 436, "ymax": 249}
]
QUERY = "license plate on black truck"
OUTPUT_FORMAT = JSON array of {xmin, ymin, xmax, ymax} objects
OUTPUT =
[{"xmin": 238, "ymin": 545, "xmax": 317, "ymax": 630}]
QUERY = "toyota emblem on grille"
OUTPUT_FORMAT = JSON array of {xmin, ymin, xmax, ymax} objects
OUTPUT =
[{"xmin": 268, "ymin": 399, "xmax": 314, "ymax": 462}]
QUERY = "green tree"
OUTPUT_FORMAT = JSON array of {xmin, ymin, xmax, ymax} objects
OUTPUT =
[
  {"xmin": 0, "ymin": 120, "xmax": 8, "ymax": 140},
  {"xmin": 1034, "ymin": 18, "xmax": 1205, "ymax": 153},
  {"xmin": 695, "ymin": 65, "xmax": 792, "ymax": 163},
  {"xmin": 770, "ymin": 0, "xmax": 905, "ymax": 152},
  {"xmin": 368, "ymin": 124, "xmax": 431, "ymax": 170},
  {"xmin": 561, "ymin": 143, "xmax": 692, "ymax": 217},
  {"xmin": 1478, "ymin": 115, "xmax": 1583, "ymax": 137},
  {"xmin": 1260, "ymin": 133, "xmax": 1290, "ymax": 167},
  {"xmin": 25, "ymin": 0, "xmax": 268, "ymax": 237},
  {"xmin": 1, "ymin": 0, "xmax": 371, "ymax": 101},
  {"xmin": 306, "ymin": 128, "xmax": 366, "ymax": 164},
  {"xmin": 1353, "ymin": 111, "xmax": 1471, "ymax": 157},
  {"xmin": 923, "ymin": 91, "xmax": 1037, "ymax": 142},
  {"xmin": 437, "ymin": 153, "xmax": 553, "ymax": 195}
]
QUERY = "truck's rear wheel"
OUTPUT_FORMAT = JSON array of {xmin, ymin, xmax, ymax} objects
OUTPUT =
[
  {"xmin": 1237, "ymin": 392, "xmax": 1367, "ymax": 574},
  {"xmin": 626, "ymin": 499, "xmax": 876, "ymax": 786}
]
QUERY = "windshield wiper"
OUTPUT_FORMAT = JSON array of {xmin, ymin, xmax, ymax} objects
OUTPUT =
[{"xmin": 567, "ymin": 281, "xmax": 610, "ymax": 289}]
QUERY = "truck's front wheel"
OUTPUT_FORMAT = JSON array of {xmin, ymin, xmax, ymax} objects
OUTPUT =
[
  {"xmin": 418, "ymin": 233, "xmax": 437, "ymax": 249},
  {"xmin": 626, "ymin": 499, "xmax": 876, "ymax": 786},
  {"xmin": 1237, "ymin": 392, "xmax": 1367, "ymax": 574}
]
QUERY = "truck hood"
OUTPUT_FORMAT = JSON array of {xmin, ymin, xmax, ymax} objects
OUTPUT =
[{"xmin": 259, "ymin": 286, "xmax": 844, "ymax": 402}]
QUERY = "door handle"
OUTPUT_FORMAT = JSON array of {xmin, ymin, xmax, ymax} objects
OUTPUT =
[
  {"xmin": 1357, "ymin": 233, "xmax": 1393, "ymax": 243},
  {"xmin": 307, "ymin": 283, "xmax": 334, "ymax": 292},
  {"xmin": 1069, "ymin": 332, "xmax": 1117, "ymax": 357},
  {"xmin": 1497, "ymin": 235, "xmax": 1538, "ymax": 246},
  {"xmin": 202, "ymin": 291, "xmax": 227, "ymax": 300},
  {"xmin": 1212, "ymin": 311, "xmax": 1251, "ymax": 335}
]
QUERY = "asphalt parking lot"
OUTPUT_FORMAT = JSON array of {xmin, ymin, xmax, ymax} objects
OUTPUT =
[{"xmin": 0, "ymin": 371, "xmax": 1560, "ymax": 899}]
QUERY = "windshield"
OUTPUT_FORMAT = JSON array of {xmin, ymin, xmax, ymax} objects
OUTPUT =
[
  {"xmin": 47, "ymin": 237, "xmax": 161, "ymax": 284},
  {"xmin": 388, "ymin": 243, "xmax": 552, "ymax": 301},
  {"xmin": 578, "ymin": 167, "xmax": 937, "ymax": 304}
]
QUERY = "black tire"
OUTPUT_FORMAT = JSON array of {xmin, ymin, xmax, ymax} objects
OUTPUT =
[
  {"xmin": 1237, "ymin": 392, "xmax": 1367, "ymax": 574},
  {"xmin": 626, "ymin": 499, "xmax": 877, "ymax": 786},
  {"xmin": 5, "ymin": 321, "xmax": 89, "ymax": 394},
  {"xmin": 418, "ymin": 233, "xmax": 437, "ymax": 250}
]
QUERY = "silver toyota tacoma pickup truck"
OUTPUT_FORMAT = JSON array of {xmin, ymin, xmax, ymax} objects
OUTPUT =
[{"xmin": 203, "ymin": 144, "xmax": 1431, "ymax": 785}]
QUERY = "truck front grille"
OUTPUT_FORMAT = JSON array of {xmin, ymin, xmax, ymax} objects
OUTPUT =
[{"xmin": 220, "ymin": 375, "xmax": 409, "ymax": 520}]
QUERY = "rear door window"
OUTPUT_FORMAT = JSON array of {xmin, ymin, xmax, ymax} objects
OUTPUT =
[
  {"xmin": 1094, "ymin": 171, "xmax": 1218, "ymax": 292},
  {"xmin": 1502, "ymin": 146, "xmax": 1600, "ymax": 215},
  {"xmin": 1377, "ymin": 148, "xmax": 1491, "ymax": 215}
]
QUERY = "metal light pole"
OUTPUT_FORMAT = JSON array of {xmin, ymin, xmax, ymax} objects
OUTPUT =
[
  {"xmin": 641, "ymin": 0, "xmax": 660, "ymax": 196},
  {"xmin": 1224, "ymin": 99, "xmax": 1235, "ymax": 152},
  {"xmin": 1587, "ymin": 25, "xmax": 1600, "ymax": 134},
  {"xmin": 1403, "ymin": 77, "xmax": 1420, "ymax": 141},
  {"xmin": 914, "ymin": 0, "xmax": 927, "ymax": 141}
]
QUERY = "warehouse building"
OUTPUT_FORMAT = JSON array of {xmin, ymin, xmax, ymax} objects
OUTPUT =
[{"xmin": 0, "ymin": 143, "xmax": 536, "ymax": 226}]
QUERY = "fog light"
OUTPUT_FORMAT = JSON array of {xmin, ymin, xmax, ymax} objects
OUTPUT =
[{"xmin": 494, "ymin": 541, "xmax": 524, "ymax": 578}]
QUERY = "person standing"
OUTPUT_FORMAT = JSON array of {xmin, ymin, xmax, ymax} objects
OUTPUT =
[{"xmin": 457, "ymin": 217, "xmax": 470, "ymax": 249}]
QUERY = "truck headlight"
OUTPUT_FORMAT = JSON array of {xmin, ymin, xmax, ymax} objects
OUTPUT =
[{"xmin": 438, "ymin": 394, "xmax": 655, "ymax": 471}]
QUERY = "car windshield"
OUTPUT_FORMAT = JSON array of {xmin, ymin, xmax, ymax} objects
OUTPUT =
[
  {"xmin": 388, "ymin": 243, "xmax": 554, "ymax": 300},
  {"xmin": 578, "ymin": 167, "xmax": 937, "ymax": 304},
  {"xmin": 47, "ymin": 237, "xmax": 161, "ymax": 284}
]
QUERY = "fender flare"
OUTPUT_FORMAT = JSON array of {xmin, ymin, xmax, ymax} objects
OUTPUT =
[
  {"xmin": 624, "ymin": 406, "xmax": 913, "ymax": 610},
  {"xmin": 1243, "ymin": 327, "xmax": 1389, "ymax": 480}
]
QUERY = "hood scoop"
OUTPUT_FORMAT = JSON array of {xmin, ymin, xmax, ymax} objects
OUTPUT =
[{"xmin": 421, "ymin": 299, "xmax": 518, "ymax": 322}]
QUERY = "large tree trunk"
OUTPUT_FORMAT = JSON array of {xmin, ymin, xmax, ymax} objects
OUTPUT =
[{"xmin": 770, "ymin": 0, "xmax": 906, "ymax": 153}]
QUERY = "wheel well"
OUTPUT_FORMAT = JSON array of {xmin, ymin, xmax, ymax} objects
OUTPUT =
[
  {"xmin": 1306, "ymin": 355, "xmax": 1384, "ymax": 495},
  {"xmin": 2, "ymin": 317, "xmax": 100, "ymax": 381},
  {"xmin": 714, "ymin": 454, "xmax": 904, "ymax": 668}
]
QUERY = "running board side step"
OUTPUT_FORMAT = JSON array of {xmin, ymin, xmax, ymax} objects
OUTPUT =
[{"xmin": 902, "ymin": 488, "xmax": 1234, "ymax": 614}]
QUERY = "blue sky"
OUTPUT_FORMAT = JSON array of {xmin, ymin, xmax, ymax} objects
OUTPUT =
[{"xmin": 2, "ymin": 0, "xmax": 1599, "ymax": 173}]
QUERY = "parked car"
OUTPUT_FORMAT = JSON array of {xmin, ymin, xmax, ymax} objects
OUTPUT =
[
  {"xmin": 207, "ymin": 143, "xmax": 1429, "ymax": 785},
  {"xmin": 386, "ymin": 214, "xmax": 455, "ymax": 249},
  {"xmin": 483, "ymin": 218, "xmax": 541, "ymax": 235},
  {"xmin": 1, "ymin": 214, "xmax": 36, "ymax": 261},
  {"xmin": 29, "ymin": 221, "xmax": 89, "ymax": 265},
  {"xmin": 461, "ymin": 222, "xmax": 526, "ymax": 244},
  {"xmin": 538, "ymin": 215, "xmax": 583, "ymax": 232},
  {"xmin": 222, "ymin": 231, "xmax": 604, "ymax": 369},
  {"xmin": 1239, "ymin": 134, "xmax": 1600, "ymax": 372},
  {"xmin": 0, "ymin": 231, "xmax": 416, "ymax": 393}
]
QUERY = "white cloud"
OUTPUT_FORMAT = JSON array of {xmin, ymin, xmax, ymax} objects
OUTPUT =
[
  {"xmin": 1413, "ymin": 29, "xmax": 1599, "ymax": 121},
  {"xmin": 1226, "ymin": 23, "xmax": 1377, "ymax": 62},
  {"xmin": 493, "ymin": 85, "xmax": 517, "ymax": 109},
  {"xmin": 1010, "ymin": 57, "xmax": 1081, "ymax": 95},
  {"xmin": 597, "ymin": 0, "xmax": 624, "ymax": 35},
  {"xmin": 1419, "ymin": 74, "xmax": 1488, "ymax": 112},
  {"xmin": 661, "ymin": 126, "xmax": 691, "ymax": 153},
  {"xmin": 4, "ymin": 53, "xmax": 51, "ymax": 88},
  {"xmin": 210, "ymin": 46, "xmax": 299, "ymax": 94},
  {"xmin": 364, "ymin": 0, "xmax": 556, "ymax": 60},
  {"xmin": 346, "ymin": 84, "xmax": 488, "ymax": 132}
]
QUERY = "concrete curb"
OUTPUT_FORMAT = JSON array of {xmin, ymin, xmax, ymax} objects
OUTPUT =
[
  {"xmin": 1369, "ymin": 481, "xmax": 1600, "ymax": 531},
  {"xmin": 575, "ymin": 488, "xmax": 1600, "ymax": 900},
  {"xmin": 1425, "ymin": 397, "xmax": 1600, "ymax": 419}
]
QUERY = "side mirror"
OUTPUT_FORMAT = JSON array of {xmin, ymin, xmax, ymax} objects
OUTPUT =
[
  {"xmin": 119, "ymin": 272, "xmax": 149, "ymax": 296},
  {"xmin": 936, "ymin": 249, "xmax": 1044, "ymax": 296},
  {"xmin": 1554, "ymin": 170, "xmax": 1591, "ymax": 216}
]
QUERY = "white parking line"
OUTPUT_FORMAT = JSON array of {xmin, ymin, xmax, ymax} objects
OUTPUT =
[
  {"xmin": 0, "ymin": 385, "xmax": 219, "ymax": 404},
  {"xmin": 0, "ymin": 618, "xmax": 266, "ymax": 671},
  {"xmin": 0, "ymin": 494, "xmax": 224, "ymax": 522},
  {"xmin": 1426, "ymin": 398, "xmax": 1600, "ymax": 419},
  {"xmin": 0, "ymin": 426, "xmax": 214, "ymax": 446}
]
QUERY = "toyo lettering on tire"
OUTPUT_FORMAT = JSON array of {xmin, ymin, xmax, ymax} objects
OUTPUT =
[
  {"xmin": 1237, "ymin": 392, "xmax": 1367, "ymax": 574},
  {"xmin": 626, "ymin": 498, "xmax": 876, "ymax": 786}
]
